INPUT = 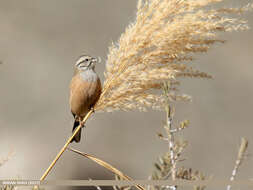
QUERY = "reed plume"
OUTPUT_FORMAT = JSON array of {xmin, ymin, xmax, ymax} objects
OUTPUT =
[{"xmin": 95, "ymin": 0, "xmax": 252, "ymax": 112}]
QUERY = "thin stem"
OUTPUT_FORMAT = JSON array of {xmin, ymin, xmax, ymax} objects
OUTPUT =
[
  {"xmin": 166, "ymin": 106, "xmax": 176, "ymax": 181},
  {"xmin": 226, "ymin": 138, "xmax": 248, "ymax": 190},
  {"xmin": 162, "ymin": 82, "xmax": 177, "ymax": 190},
  {"xmin": 68, "ymin": 147, "xmax": 146, "ymax": 190},
  {"xmin": 40, "ymin": 110, "xmax": 93, "ymax": 180},
  {"xmin": 170, "ymin": 124, "xmax": 188, "ymax": 133},
  {"xmin": 165, "ymin": 106, "xmax": 177, "ymax": 190}
]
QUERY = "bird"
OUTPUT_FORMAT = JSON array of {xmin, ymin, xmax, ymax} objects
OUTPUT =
[{"xmin": 69, "ymin": 55, "xmax": 102, "ymax": 143}]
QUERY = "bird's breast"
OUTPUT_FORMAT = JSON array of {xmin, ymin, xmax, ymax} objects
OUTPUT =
[
  {"xmin": 69, "ymin": 70, "xmax": 101, "ymax": 117},
  {"xmin": 79, "ymin": 70, "xmax": 98, "ymax": 82}
]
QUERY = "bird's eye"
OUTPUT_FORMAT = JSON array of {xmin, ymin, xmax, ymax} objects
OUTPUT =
[{"xmin": 85, "ymin": 59, "xmax": 89, "ymax": 61}]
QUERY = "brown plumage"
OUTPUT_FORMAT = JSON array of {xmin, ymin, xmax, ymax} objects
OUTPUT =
[{"xmin": 69, "ymin": 55, "xmax": 102, "ymax": 143}]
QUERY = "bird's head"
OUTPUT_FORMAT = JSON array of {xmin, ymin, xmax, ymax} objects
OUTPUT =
[{"xmin": 75, "ymin": 55, "xmax": 100, "ymax": 72}]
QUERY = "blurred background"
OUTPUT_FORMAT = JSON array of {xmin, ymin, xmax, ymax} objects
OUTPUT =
[{"xmin": 0, "ymin": 0, "xmax": 252, "ymax": 189}]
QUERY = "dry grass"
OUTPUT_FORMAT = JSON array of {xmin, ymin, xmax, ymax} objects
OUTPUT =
[
  {"xmin": 95, "ymin": 0, "xmax": 252, "ymax": 112},
  {"xmin": 227, "ymin": 138, "xmax": 248, "ymax": 190},
  {"xmin": 113, "ymin": 83, "xmax": 249, "ymax": 190},
  {"xmin": 67, "ymin": 148, "xmax": 146, "ymax": 190}
]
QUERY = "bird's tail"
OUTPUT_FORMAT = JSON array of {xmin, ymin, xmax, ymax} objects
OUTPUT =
[{"xmin": 70, "ymin": 120, "xmax": 83, "ymax": 143}]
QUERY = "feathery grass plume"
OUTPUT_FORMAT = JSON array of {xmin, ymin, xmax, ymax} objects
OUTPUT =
[{"xmin": 95, "ymin": 0, "xmax": 252, "ymax": 112}]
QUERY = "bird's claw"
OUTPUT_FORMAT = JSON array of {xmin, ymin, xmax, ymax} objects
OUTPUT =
[{"xmin": 80, "ymin": 121, "xmax": 85, "ymax": 128}]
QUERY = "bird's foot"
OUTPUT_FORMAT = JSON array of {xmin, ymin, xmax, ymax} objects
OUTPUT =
[
  {"xmin": 79, "ymin": 120, "xmax": 86, "ymax": 128},
  {"xmin": 78, "ymin": 118, "xmax": 85, "ymax": 128},
  {"xmin": 90, "ymin": 107, "xmax": 95, "ymax": 113},
  {"xmin": 81, "ymin": 122, "xmax": 85, "ymax": 128}
]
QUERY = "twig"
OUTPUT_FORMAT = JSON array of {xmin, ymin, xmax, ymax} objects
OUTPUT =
[
  {"xmin": 67, "ymin": 147, "xmax": 146, "ymax": 190},
  {"xmin": 40, "ymin": 110, "xmax": 94, "ymax": 180},
  {"xmin": 170, "ymin": 120, "xmax": 189, "ymax": 134},
  {"xmin": 158, "ymin": 120, "xmax": 188, "ymax": 140},
  {"xmin": 163, "ymin": 105, "xmax": 177, "ymax": 190},
  {"xmin": 169, "ymin": 128, "xmax": 184, "ymax": 134},
  {"xmin": 226, "ymin": 137, "xmax": 248, "ymax": 190},
  {"xmin": 165, "ymin": 106, "xmax": 176, "ymax": 181},
  {"xmin": 173, "ymin": 146, "xmax": 185, "ymax": 164},
  {"xmin": 162, "ymin": 82, "xmax": 177, "ymax": 190}
]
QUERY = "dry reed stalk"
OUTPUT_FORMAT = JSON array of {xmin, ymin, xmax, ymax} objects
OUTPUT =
[
  {"xmin": 227, "ymin": 138, "xmax": 248, "ymax": 190},
  {"xmin": 41, "ymin": 0, "xmax": 252, "ymax": 181},
  {"xmin": 40, "ymin": 110, "xmax": 93, "ymax": 180},
  {"xmin": 67, "ymin": 148, "xmax": 146, "ymax": 190},
  {"xmin": 162, "ymin": 83, "xmax": 177, "ymax": 182}
]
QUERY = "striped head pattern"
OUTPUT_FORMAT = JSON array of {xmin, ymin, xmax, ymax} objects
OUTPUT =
[{"xmin": 75, "ymin": 55, "xmax": 100, "ymax": 71}]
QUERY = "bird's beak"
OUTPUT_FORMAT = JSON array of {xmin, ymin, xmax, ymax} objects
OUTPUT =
[{"xmin": 92, "ymin": 57, "xmax": 101, "ymax": 64}]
